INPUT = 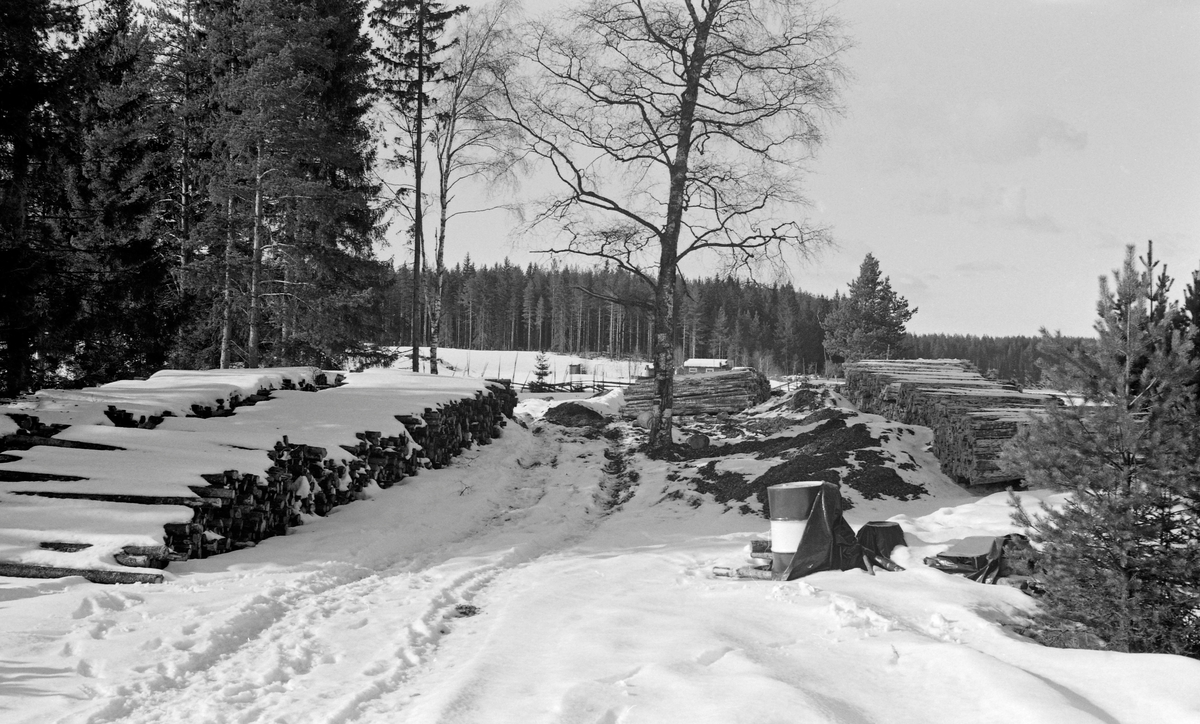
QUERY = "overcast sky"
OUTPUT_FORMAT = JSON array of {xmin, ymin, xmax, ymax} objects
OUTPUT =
[{"xmin": 386, "ymin": 0, "xmax": 1200, "ymax": 337}]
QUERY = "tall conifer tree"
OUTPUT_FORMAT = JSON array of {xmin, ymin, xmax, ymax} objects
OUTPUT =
[
  {"xmin": 821, "ymin": 253, "xmax": 915, "ymax": 363},
  {"xmin": 202, "ymin": 0, "xmax": 384, "ymax": 368},
  {"xmin": 0, "ymin": 0, "xmax": 81, "ymax": 394},
  {"xmin": 60, "ymin": 0, "xmax": 182, "ymax": 382}
]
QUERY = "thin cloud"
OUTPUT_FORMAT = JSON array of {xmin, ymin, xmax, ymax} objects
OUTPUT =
[
  {"xmin": 955, "ymin": 260, "xmax": 1014, "ymax": 275},
  {"xmin": 912, "ymin": 185, "xmax": 1065, "ymax": 233},
  {"xmin": 958, "ymin": 101, "xmax": 1088, "ymax": 163},
  {"xmin": 858, "ymin": 92, "xmax": 1088, "ymax": 170}
]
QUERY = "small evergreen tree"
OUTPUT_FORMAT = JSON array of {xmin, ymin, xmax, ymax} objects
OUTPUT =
[
  {"xmin": 1001, "ymin": 244, "xmax": 1200, "ymax": 657},
  {"xmin": 821, "ymin": 253, "xmax": 915, "ymax": 363},
  {"xmin": 530, "ymin": 351, "xmax": 551, "ymax": 392}
]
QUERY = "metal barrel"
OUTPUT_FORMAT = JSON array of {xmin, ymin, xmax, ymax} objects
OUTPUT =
[{"xmin": 768, "ymin": 481, "xmax": 825, "ymax": 574}]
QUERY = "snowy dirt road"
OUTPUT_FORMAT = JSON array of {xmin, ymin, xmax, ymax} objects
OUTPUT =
[
  {"xmin": 2, "ymin": 422, "xmax": 612, "ymax": 724},
  {"xmin": 3, "ymin": 420, "xmax": 1200, "ymax": 724}
]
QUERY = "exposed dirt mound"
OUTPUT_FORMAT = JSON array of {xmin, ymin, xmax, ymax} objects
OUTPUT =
[
  {"xmin": 544, "ymin": 402, "xmax": 606, "ymax": 427},
  {"xmin": 670, "ymin": 410, "xmax": 929, "ymax": 515},
  {"xmin": 752, "ymin": 454, "xmax": 848, "ymax": 513},
  {"xmin": 664, "ymin": 412, "xmax": 855, "ymax": 462},
  {"xmin": 798, "ymin": 406, "xmax": 845, "ymax": 426},
  {"xmin": 788, "ymin": 384, "xmax": 825, "ymax": 411},
  {"xmin": 844, "ymin": 449, "xmax": 927, "ymax": 501}
]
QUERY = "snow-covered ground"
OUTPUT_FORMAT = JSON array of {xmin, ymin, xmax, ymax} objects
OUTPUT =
[
  {"xmin": 3, "ymin": 387, "xmax": 1199, "ymax": 723},
  {"xmin": 0, "ymin": 369, "xmax": 500, "ymax": 573},
  {"xmin": 396, "ymin": 347, "xmax": 647, "ymax": 386}
]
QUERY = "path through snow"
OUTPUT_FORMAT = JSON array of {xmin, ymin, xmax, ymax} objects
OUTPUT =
[{"xmin": 3, "ymin": 419, "xmax": 1199, "ymax": 723}]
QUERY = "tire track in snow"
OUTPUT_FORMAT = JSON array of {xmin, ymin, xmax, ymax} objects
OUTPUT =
[
  {"xmin": 69, "ymin": 427, "xmax": 608, "ymax": 724},
  {"xmin": 78, "ymin": 562, "xmax": 378, "ymax": 724}
]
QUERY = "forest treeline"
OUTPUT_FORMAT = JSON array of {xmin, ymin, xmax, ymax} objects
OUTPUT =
[
  {"xmin": 383, "ymin": 260, "xmax": 1070, "ymax": 384},
  {"xmin": 906, "ymin": 334, "xmax": 1045, "ymax": 384}
]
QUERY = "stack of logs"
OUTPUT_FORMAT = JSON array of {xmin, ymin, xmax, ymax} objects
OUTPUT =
[
  {"xmin": 2, "ymin": 379, "xmax": 518, "ymax": 577},
  {"xmin": 843, "ymin": 359, "xmax": 1056, "ymax": 487},
  {"xmin": 622, "ymin": 368, "xmax": 772, "ymax": 419},
  {"xmin": 102, "ymin": 371, "xmax": 345, "ymax": 429},
  {"xmin": 155, "ymin": 380, "xmax": 517, "ymax": 565}
]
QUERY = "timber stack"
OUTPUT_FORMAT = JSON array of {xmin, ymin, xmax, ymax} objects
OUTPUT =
[
  {"xmin": 843, "ymin": 359, "xmax": 1056, "ymax": 487},
  {"xmin": 0, "ymin": 373, "xmax": 517, "ymax": 583},
  {"xmin": 622, "ymin": 368, "xmax": 771, "ymax": 418}
]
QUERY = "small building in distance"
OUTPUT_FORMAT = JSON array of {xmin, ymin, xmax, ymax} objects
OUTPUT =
[{"xmin": 681, "ymin": 358, "xmax": 731, "ymax": 374}]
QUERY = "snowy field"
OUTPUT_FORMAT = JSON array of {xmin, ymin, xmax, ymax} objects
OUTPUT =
[
  {"xmin": 395, "ymin": 347, "xmax": 647, "ymax": 386},
  {"xmin": 2, "ymin": 369, "xmax": 1199, "ymax": 722}
]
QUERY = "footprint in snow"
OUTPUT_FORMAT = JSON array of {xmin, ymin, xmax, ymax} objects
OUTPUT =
[
  {"xmin": 595, "ymin": 667, "xmax": 642, "ymax": 685},
  {"xmin": 72, "ymin": 592, "xmax": 143, "ymax": 619},
  {"xmin": 89, "ymin": 621, "xmax": 114, "ymax": 640},
  {"xmin": 694, "ymin": 647, "xmax": 735, "ymax": 667}
]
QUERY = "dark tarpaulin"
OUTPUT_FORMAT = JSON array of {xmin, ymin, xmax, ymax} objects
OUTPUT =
[
  {"xmin": 923, "ymin": 534, "xmax": 1033, "ymax": 584},
  {"xmin": 779, "ymin": 483, "xmax": 865, "ymax": 581},
  {"xmin": 855, "ymin": 520, "xmax": 907, "ymax": 560}
]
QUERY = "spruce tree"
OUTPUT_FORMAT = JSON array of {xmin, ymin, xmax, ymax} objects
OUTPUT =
[
  {"xmin": 201, "ymin": 0, "xmax": 385, "ymax": 368},
  {"xmin": 821, "ymin": 253, "xmax": 916, "ymax": 363},
  {"xmin": 530, "ymin": 350, "xmax": 551, "ymax": 392},
  {"xmin": 0, "ymin": 0, "xmax": 81, "ymax": 394},
  {"xmin": 370, "ymin": 0, "xmax": 466, "ymax": 371},
  {"xmin": 59, "ymin": 0, "xmax": 182, "ymax": 383},
  {"xmin": 1001, "ymin": 244, "xmax": 1200, "ymax": 657}
]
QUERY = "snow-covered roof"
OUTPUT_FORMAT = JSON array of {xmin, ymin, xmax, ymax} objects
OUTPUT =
[{"xmin": 682, "ymin": 358, "xmax": 729, "ymax": 367}]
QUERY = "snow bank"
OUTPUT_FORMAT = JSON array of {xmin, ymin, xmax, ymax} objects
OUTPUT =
[
  {"xmin": 0, "ymin": 369, "xmax": 499, "ymax": 570},
  {"xmin": 2, "ymin": 366, "xmax": 324, "ymax": 427}
]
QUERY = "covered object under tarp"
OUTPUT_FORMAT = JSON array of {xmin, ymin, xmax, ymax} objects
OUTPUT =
[{"xmin": 777, "ymin": 483, "xmax": 867, "ymax": 580}]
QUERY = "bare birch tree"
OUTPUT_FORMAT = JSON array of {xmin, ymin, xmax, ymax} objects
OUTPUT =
[
  {"xmin": 496, "ymin": 0, "xmax": 849, "ymax": 449},
  {"xmin": 426, "ymin": 0, "xmax": 522, "ymax": 374}
]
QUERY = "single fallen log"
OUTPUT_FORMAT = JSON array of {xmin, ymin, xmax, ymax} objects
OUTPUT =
[{"xmin": 0, "ymin": 561, "xmax": 164, "ymax": 585}]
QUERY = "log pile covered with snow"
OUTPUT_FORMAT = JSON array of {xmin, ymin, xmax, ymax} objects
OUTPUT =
[
  {"xmin": 0, "ymin": 368, "xmax": 516, "ymax": 583},
  {"xmin": 622, "ymin": 368, "xmax": 771, "ymax": 418},
  {"xmin": 843, "ymin": 359, "xmax": 1055, "ymax": 487}
]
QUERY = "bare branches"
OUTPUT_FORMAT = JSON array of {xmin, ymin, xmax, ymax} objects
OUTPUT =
[{"xmin": 496, "ymin": 0, "xmax": 847, "ymax": 277}]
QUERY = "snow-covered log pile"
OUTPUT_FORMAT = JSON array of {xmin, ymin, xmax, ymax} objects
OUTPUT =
[
  {"xmin": 0, "ymin": 369, "xmax": 516, "ymax": 583},
  {"xmin": 843, "ymin": 359, "xmax": 1055, "ymax": 487},
  {"xmin": 622, "ymin": 368, "xmax": 771, "ymax": 418}
]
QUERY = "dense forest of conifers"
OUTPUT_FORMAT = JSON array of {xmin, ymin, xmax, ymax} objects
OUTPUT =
[{"xmin": 380, "ymin": 261, "xmax": 834, "ymax": 375}]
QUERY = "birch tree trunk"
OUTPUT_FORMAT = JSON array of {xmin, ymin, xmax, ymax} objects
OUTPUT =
[{"xmin": 246, "ymin": 145, "xmax": 263, "ymax": 368}]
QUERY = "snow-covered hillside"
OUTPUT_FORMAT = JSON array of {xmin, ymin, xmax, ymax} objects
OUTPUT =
[{"xmin": 2, "ymin": 380, "xmax": 1199, "ymax": 723}]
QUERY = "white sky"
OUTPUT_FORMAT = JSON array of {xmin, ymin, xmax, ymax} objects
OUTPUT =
[{"xmin": 382, "ymin": 0, "xmax": 1200, "ymax": 337}]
